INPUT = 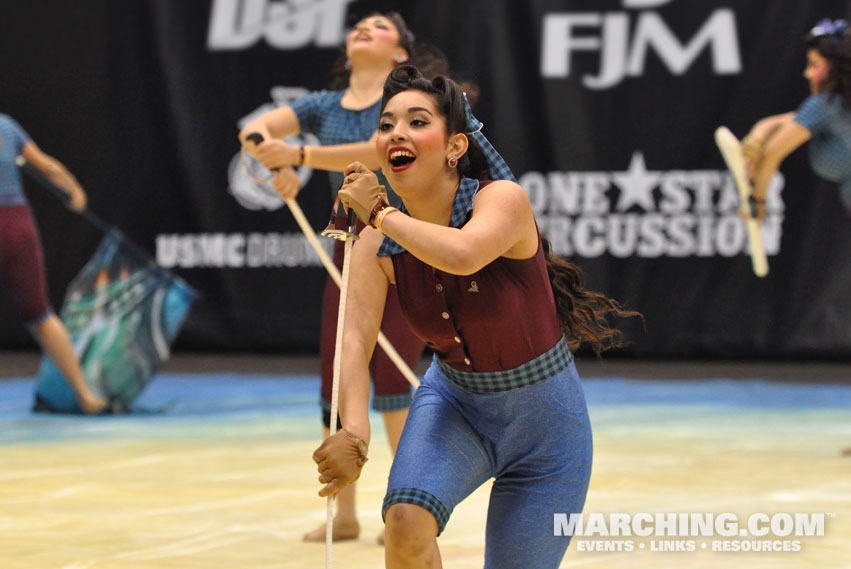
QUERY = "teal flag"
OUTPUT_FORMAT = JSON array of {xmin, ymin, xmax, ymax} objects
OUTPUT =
[{"xmin": 34, "ymin": 230, "xmax": 196, "ymax": 413}]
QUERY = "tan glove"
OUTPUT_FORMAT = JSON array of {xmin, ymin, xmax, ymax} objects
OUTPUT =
[
  {"xmin": 338, "ymin": 162, "xmax": 388, "ymax": 224},
  {"xmin": 312, "ymin": 429, "xmax": 369, "ymax": 497}
]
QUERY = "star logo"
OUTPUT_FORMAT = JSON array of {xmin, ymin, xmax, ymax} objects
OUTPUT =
[{"xmin": 612, "ymin": 152, "xmax": 661, "ymax": 212}]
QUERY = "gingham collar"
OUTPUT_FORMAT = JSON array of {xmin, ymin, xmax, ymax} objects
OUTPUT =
[{"xmin": 377, "ymin": 177, "xmax": 480, "ymax": 256}]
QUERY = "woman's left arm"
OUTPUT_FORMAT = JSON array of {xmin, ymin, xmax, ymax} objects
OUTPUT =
[
  {"xmin": 304, "ymin": 132, "xmax": 381, "ymax": 172},
  {"xmin": 381, "ymin": 180, "xmax": 539, "ymax": 275}
]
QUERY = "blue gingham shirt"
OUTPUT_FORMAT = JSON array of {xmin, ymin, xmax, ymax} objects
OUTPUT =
[
  {"xmin": 378, "ymin": 105, "xmax": 516, "ymax": 256},
  {"xmin": 289, "ymin": 90, "xmax": 398, "ymax": 205},
  {"xmin": 794, "ymin": 93, "xmax": 851, "ymax": 210},
  {"xmin": 0, "ymin": 114, "xmax": 30, "ymax": 206}
]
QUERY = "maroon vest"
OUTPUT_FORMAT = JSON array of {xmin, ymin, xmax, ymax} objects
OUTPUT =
[{"xmin": 390, "ymin": 210, "xmax": 563, "ymax": 373}]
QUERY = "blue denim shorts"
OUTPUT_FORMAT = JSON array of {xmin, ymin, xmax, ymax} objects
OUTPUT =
[{"xmin": 382, "ymin": 341, "xmax": 593, "ymax": 569}]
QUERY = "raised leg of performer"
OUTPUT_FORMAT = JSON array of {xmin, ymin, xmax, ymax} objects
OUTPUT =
[
  {"xmin": 385, "ymin": 504, "xmax": 442, "ymax": 569},
  {"xmin": 382, "ymin": 360, "xmax": 593, "ymax": 569},
  {"xmin": 30, "ymin": 314, "xmax": 108, "ymax": 414}
]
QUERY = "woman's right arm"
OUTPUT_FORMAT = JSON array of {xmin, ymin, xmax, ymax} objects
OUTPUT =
[{"xmin": 304, "ymin": 132, "xmax": 381, "ymax": 171}]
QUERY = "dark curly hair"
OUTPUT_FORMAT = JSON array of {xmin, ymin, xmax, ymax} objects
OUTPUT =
[
  {"xmin": 542, "ymin": 237, "xmax": 642, "ymax": 354},
  {"xmin": 382, "ymin": 65, "xmax": 640, "ymax": 353},
  {"xmin": 805, "ymin": 23, "xmax": 851, "ymax": 108}
]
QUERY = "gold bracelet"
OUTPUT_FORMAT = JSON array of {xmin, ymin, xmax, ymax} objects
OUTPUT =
[{"xmin": 374, "ymin": 206, "xmax": 399, "ymax": 233}]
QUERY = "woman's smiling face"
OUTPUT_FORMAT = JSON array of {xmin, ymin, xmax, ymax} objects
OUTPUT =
[{"xmin": 376, "ymin": 90, "xmax": 449, "ymax": 183}]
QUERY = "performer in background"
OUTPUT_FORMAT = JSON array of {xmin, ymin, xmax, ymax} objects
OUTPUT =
[
  {"xmin": 240, "ymin": 12, "xmax": 444, "ymax": 543},
  {"xmin": 739, "ymin": 19, "xmax": 851, "ymax": 458},
  {"xmin": 742, "ymin": 19, "xmax": 851, "ymax": 220},
  {"xmin": 313, "ymin": 65, "xmax": 639, "ymax": 569},
  {"xmin": 0, "ymin": 113, "xmax": 107, "ymax": 414}
]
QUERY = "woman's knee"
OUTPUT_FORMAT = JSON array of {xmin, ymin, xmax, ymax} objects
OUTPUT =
[{"xmin": 384, "ymin": 503, "xmax": 438, "ymax": 555}]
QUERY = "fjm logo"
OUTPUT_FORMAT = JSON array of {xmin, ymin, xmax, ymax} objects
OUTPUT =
[
  {"xmin": 541, "ymin": 0, "xmax": 742, "ymax": 89},
  {"xmin": 207, "ymin": 0, "xmax": 356, "ymax": 50}
]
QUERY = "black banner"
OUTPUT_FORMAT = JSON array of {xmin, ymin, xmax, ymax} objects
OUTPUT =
[{"xmin": 2, "ymin": 0, "xmax": 850, "ymax": 358}]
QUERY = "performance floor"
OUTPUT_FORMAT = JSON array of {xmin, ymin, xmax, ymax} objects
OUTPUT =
[{"xmin": 0, "ymin": 352, "xmax": 849, "ymax": 569}]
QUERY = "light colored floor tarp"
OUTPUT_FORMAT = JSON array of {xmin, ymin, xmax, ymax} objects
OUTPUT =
[{"xmin": 0, "ymin": 371, "xmax": 849, "ymax": 568}]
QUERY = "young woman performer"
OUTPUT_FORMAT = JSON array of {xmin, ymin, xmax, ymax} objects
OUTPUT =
[
  {"xmin": 0, "ymin": 113, "xmax": 107, "ymax": 414},
  {"xmin": 742, "ymin": 18, "xmax": 851, "ymax": 219},
  {"xmin": 239, "ymin": 12, "xmax": 432, "ymax": 543},
  {"xmin": 740, "ymin": 19, "xmax": 851, "ymax": 457},
  {"xmin": 313, "ymin": 65, "xmax": 638, "ymax": 569}
]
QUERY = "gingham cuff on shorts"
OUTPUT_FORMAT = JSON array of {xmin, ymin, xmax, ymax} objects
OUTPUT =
[
  {"xmin": 372, "ymin": 392, "xmax": 412, "ymax": 412},
  {"xmin": 23, "ymin": 308, "xmax": 54, "ymax": 329},
  {"xmin": 321, "ymin": 392, "xmax": 413, "ymax": 414},
  {"xmin": 383, "ymin": 488, "xmax": 451, "ymax": 535},
  {"xmin": 436, "ymin": 336, "xmax": 573, "ymax": 393}
]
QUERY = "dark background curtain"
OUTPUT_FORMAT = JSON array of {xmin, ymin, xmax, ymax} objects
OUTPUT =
[{"xmin": 1, "ymin": 0, "xmax": 849, "ymax": 359}]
